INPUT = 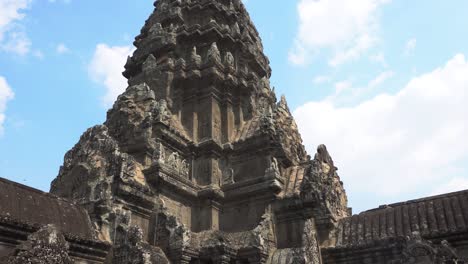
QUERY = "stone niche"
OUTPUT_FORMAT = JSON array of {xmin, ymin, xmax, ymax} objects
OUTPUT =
[
  {"xmin": 231, "ymin": 154, "xmax": 270, "ymax": 183},
  {"xmin": 220, "ymin": 198, "xmax": 271, "ymax": 233},
  {"xmin": 130, "ymin": 212, "xmax": 151, "ymax": 242},
  {"xmin": 273, "ymin": 201, "xmax": 314, "ymax": 250},
  {"xmin": 159, "ymin": 193, "xmax": 193, "ymax": 230},
  {"xmin": 193, "ymin": 158, "xmax": 217, "ymax": 186}
]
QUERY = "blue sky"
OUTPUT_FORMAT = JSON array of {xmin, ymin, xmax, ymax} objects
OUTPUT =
[{"xmin": 0, "ymin": 0, "xmax": 467, "ymax": 213}]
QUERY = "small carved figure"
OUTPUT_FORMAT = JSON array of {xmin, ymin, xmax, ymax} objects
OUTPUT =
[
  {"xmin": 158, "ymin": 2, "xmax": 168, "ymax": 12},
  {"xmin": 143, "ymin": 54, "xmax": 157, "ymax": 72},
  {"xmin": 212, "ymin": 162, "xmax": 221, "ymax": 183},
  {"xmin": 260, "ymin": 105, "xmax": 275, "ymax": 134},
  {"xmin": 229, "ymin": 1, "xmax": 236, "ymax": 11},
  {"xmin": 168, "ymin": 23, "xmax": 177, "ymax": 33},
  {"xmin": 224, "ymin": 51, "xmax": 235, "ymax": 69},
  {"xmin": 167, "ymin": 152, "xmax": 178, "ymax": 169},
  {"xmin": 265, "ymin": 156, "xmax": 280, "ymax": 176},
  {"xmin": 154, "ymin": 99, "xmax": 171, "ymax": 122},
  {"xmin": 191, "ymin": 46, "xmax": 202, "ymax": 66},
  {"xmin": 260, "ymin": 77, "xmax": 270, "ymax": 93},
  {"xmin": 278, "ymin": 95, "xmax": 289, "ymax": 110},
  {"xmin": 315, "ymin": 144, "xmax": 336, "ymax": 176},
  {"xmin": 149, "ymin": 23, "xmax": 164, "ymax": 36},
  {"xmin": 271, "ymin": 157, "xmax": 279, "ymax": 172},
  {"xmin": 180, "ymin": 160, "xmax": 189, "ymax": 176},
  {"xmin": 207, "ymin": 42, "xmax": 221, "ymax": 63},
  {"xmin": 223, "ymin": 168, "xmax": 235, "ymax": 185},
  {"xmin": 232, "ymin": 22, "xmax": 241, "ymax": 37}
]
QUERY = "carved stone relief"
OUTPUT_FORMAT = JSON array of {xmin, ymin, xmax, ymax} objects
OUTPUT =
[
  {"xmin": 191, "ymin": 46, "xmax": 202, "ymax": 66},
  {"xmin": 207, "ymin": 42, "xmax": 221, "ymax": 64},
  {"xmin": 223, "ymin": 168, "xmax": 235, "ymax": 185},
  {"xmin": 213, "ymin": 116, "xmax": 221, "ymax": 142},
  {"xmin": 7, "ymin": 225, "xmax": 73, "ymax": 264},
  {"xmin": 225, "ymin": 51, "xmax": 235, "ymax": 71},
  {"xmin": 154, "ymin": 99, "xmax": 171, "ymax": 123},
  {"xmin": 265, "ymin": 157, "xmax": 280, "ymax": 176},
  {"xmin": 166, "ymin": 152, "xmax": 190, "ymax": 177},
  {"xmin": 149, "ymin": 23, "xmax": 164, "ymax": 36},
  {"xmin": 398, "ymin": 233, "xmax": 462, "ymax": 264},
  {"xmin": 153, "ymin": 143, "xmax": 166, "ymax": 164}
]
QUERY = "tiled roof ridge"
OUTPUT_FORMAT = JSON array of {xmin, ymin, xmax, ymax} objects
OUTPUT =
[
  {"xmin": 332, "ymin": 188, "xmax": 468, "ymax": 249},
  {"xmin": 0, "ymin": 177, "xmax": 76, "ymax": 206},
  {"xmin": 0, "ymin": 177, "xmax": 96, "ymax": 240},
  {"xmin": 363, "ymin": 188, "xmax": 468, "ymax": 214}
]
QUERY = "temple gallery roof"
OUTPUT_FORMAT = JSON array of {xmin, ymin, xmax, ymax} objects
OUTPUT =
[
  {"xmin": 0, "ymin": 177, "xmax": 95, "ymax": 240},
  {"xmin": 334, "ymin": 189, "xmax": 468, "ymax": 248}
]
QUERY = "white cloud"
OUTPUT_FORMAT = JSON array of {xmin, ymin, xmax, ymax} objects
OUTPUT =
[
  {"xmin": 294, "ymin": 54, "xmax": 468, "ymax": 201},
  {"xmin": 1, "ymin": 30, "xmax": 31, "ymax": 55},
  {"xmin": 431, "ymin": 177, "xmax": 468, "ymax": 196},
  {"xmin": 288, "ymin": 40, "xmax": 308, "ymax": 65},
  {"xmin": 0, "ymin": 76, "xmax": 15, "ymax": 135},
  {"xmin": 289, "ymin": 0, "xmax": 390, "ymax": 66},
  {"xmin": 88, "ymin": 44, "xmax": 133, "ymax": 107},
  {"xmin": 404, "ymin": 38, "xmax": 417, "ymax": 56},
  {"xmin": 329, "ymin": 33, "xmax": 374, "ymax": 67},
  {"xmin": 368, "ymin": 70, "xmax": 394, "ymax": 88},
  {"xmin": 334, "ymin": 80, "xmax": 352, "ymax": 94},
  {"xmin": 0, "ymin": 0, "xmax": 32, "ymax": 55},
  {"xmin": 56, "ymin": 43, "xmax": 69, "ymax": 54},
  {"xmin": 370, "ymin": 52, "xmax": 387, "ymax": 67},
  {"xmin": 327, "ymin": 71, "xmax": 393, "ymax": 104},
  {"xmin": 313, "ymin": 75, "xmax": 332, "ymax": 84},
  {"xmin": 0, "ymin": 0, "xmax": 30, "ymax": 37}
]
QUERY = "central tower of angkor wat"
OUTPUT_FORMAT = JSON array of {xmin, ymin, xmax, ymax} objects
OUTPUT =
[
  {"xmin": 45, "ymin": 0, "xmax": 468, "ymax": 263},
  {"xmin": 51, "ymin": 0, "xmax": 349, "ymax": 262}
]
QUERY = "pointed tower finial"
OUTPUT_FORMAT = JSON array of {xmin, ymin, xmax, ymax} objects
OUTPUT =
[{"xmin": 279, "ymin": 95, "xmax": 288, "ymax": 109}]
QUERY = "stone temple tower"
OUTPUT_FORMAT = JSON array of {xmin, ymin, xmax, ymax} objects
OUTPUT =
[{"xmin": 51, "ymin": 0, "xmax": 350, "ymax": 263}]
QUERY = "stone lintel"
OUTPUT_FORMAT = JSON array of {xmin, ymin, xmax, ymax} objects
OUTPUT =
[
  {"xmin": 196, "ymin": 138, "xmax": 224, "ymax": 156},
  {"xmin": 222, "ymin": 175, "xmax": 283, "ymax": 201},
  {"xmin": 145, "ymin": 164, "xmax": 199, "ymax": 199}
]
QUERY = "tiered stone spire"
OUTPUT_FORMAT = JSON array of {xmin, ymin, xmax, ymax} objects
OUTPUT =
[
  {"xmin": 122, "ymin": 0, "xmax": 273, "ymax": 146},
  {"xmin": 50, "ymin": 0, "xmax": 349, "ymax": 263}
]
